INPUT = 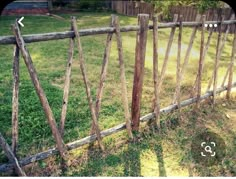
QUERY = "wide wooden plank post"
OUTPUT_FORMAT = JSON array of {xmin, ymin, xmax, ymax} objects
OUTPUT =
[
  {"xmin": 60, "ymin": 19, "xmax": 75, "ymax": 137},
  {"xmin": 196, "ymin": 15, "xmax": 206, "ymax": 108},
  {"xmin": 12, "ymin": 23, "xmax": 66, "ymax": 159},
  {"xmin": 213, "ymin": 15, "xmax": 224, "ymax": 106},
  {"xmin": 113, "ymin": 15, "xmax": 133, "ymax": 139},
  {"xmin": 71, "ymin": 17, "xmax": 105, "ymax": 151},
  {"xmin": 152, "ymin": 15, "xmax": 160, "ymax": 129},
  {"xmin": 90, "ymin": 15, "xmax": 115, "ymax": 136},
  {"xmin": 0, "ymin": 132, "xmax": 26, "ymax": 176},
  {"xmin": 175, "ymin": 15, "xmax": 183, "ymax": 111},
  {"xmin": 226, "ymin": 28, "xmax": 236, "ymax": 99},
  {"xmin": 12, "ymin": 45, "xmax": 20, "ymax": 155},
  {"xmin": 131, "ymin": 14, "xmax": 149, "ymax": 133}
]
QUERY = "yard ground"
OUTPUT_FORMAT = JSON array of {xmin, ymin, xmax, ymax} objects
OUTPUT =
[{"xmin": 0, "ymin": 12, "xmax": 235, "ymax": 176}]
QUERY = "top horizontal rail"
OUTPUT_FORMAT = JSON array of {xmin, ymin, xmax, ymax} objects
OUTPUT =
[{"xmin": 0, "ymin": 20, "xmax": 235, "ymax": 45}]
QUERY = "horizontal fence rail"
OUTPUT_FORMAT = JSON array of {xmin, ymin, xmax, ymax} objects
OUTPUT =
[
  {"xmin": 0, "ymin": 83, "xmax": 235, "ymax": 173},
  {"xmin": 0, "ymin": 20, "xmax": 236, "ymax": 45}
]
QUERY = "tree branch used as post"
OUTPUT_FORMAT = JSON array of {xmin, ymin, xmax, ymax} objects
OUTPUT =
[
  {"xmin": 131, "ymin": 14, "xmax": 149, "ymax": 132},
  {"xmin": 71, "ymin": 17, "xmax": 105, "ymax": 151},
  {"xmin": 12, "ymin": 23, "xmax": 66, "ymax": 159},
  {"xmin": 196, "ymin": 15, "xmax": 206, "ymax": 108},
  {"xmin": 60, "ymin": 20, "xmax": 75, "ymax": 137},
  {"xmin": 12, "ymin": 44, "xmax": 20, "ymax": 156},
  {"xmin": 113, "ymin": 15, "xmax": 133, "ymax": 139},
  {"xmin": 152, "ymin": 15, "xmax": 160, "ymax": 129},
  {"xmin": 213, "ymin": 15, "xmax": 224, "ymax": 106}
]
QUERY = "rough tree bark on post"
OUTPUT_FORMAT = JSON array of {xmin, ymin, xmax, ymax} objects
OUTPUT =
[
  {"xmin": 12, "ymin": 45, "xmax": 20, "ymax": 156},
  {"xmin": 12, "ymin": 23, "xmax": 67, "ymax": 159},
  {"xmin": 131, "ymin": 14, "xmax": 149, "ymax": 134},
  {"xmin": 71, "ymin": 17, "xmax": 105, "ymax": 151}
]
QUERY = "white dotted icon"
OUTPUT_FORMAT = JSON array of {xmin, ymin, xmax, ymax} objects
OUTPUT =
[
  {"xmin": 214, "ymin": 24, "xmax": 217, "ymax": 27},
  {"xmin": 205, "ymin": 24, "xmax": 208, "ymax": 27},
  {"xmin": 209, "ymin": 24, "xmax": 213, "ymax": 27}
]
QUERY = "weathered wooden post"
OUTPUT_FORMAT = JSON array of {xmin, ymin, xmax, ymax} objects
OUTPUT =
[
  {"xmin": 131, "ymin": 14, "xmax": 149, "ymax": 133},
  {"xmin": 196, "ymin": 15, "xmax": 206, "ymax": 108},
  {"xmin": 113, "ymin": 15, "xmax": 133, "ymax": 139},
  {"xmin": 226, "ymin": 27, "xmax": 236, "ymax": 99},
  {"xmin": 152, "ymin": 15, "xmax": 160, "ymax": 129},
  {"xmin": 12, "ymin": 44, "xmax": 20, "ymax": 156},
  {"xmin": 212, "ymin": 15, "xmax": 224, "ymax": 106},
  {"xmin": 60, "ymin": 19, "xmax": 75, "ymax": 137}
]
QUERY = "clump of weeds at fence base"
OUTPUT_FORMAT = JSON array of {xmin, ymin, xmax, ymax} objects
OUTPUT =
[{"xmin": 0, "ymin": 12, "xmax": 235, "ymax": 176}]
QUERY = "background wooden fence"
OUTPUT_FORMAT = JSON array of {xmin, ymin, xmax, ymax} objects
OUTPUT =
[{"xmin": 111, "ymin": 1, "xmax": 235, "ymax": 33}]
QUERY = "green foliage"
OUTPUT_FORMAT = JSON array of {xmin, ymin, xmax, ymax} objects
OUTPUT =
[{"xmin": 144, "ymin": 0, "xmax": 222, "ymax": 20}]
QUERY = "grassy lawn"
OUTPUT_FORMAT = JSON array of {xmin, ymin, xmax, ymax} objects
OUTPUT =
[{"xmin": 0, "ymin": 12, "xmax": 235, "ymax": 176}]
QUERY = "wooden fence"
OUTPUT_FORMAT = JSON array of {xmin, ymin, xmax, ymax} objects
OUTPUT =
[
  {"xmin": 111, "ymin": 1, "xmax": 235, "ymax": 33},
  {"xmin": 0, "ymin": 14, "xmax": 236, "ymax": 175}
]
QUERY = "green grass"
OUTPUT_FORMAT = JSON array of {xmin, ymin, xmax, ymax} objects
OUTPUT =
[{"xmin": 0, "ymin": 12, "xmax": 235, "ymax": 176}]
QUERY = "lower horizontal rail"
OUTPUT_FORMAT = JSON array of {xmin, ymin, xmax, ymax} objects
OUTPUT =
[{"xmin": 0, "ymin": 82, "xmax": 235, "ymax": 173}]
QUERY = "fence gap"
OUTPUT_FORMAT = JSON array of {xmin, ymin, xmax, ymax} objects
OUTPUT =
[
  {"xmin": 12, "ymin": 22, "xmax": 67, "ymax": 159},
  {"xmin": 131, "ymin": 14, "xmax": 149, "ymax": 133},
  {"xmin": 71, "ymin": 17, "xmax": 105, "ymax": 151},
  {"xmin": 60, "ymin": 19, "xmax": 75, "ymax": 137},
  {"xmin": 113, "ymin": 15, "xmax": 133, "ymax": 139},
  {"xmin": 196, "ymin": 15, "xmax": 206, "ymax": 108}
]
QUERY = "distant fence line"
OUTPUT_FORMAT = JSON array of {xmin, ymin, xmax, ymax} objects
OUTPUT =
[{"xmin": 111, "ymin": 1, "xmax": 235, "ymax": 33}]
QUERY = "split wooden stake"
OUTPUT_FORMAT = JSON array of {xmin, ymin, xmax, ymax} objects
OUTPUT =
[
  {"xmin": 71, "ymin": 17, "xmax": 105, "ymax": 151},
  {"xmin": 11, "ymin": 44, "xmax": 20, "ymax": 155},
  {"xmin": 60, "ymin": 19, "xmax": 75, "ymax": 137},
  {"xmin": 0, "ymin": 132, "xmax": 26, "ymax": 176},
  {"xmin": 196, "ymin": 15, "xmax": 206, "ymax": 108},
  {"xmin": 131, "ymin": 14, "xmax": 149, "ymax": 132},
  {"xmin": 113, "ymin": 15, "xmax": 133, "ymax": 139},
  {"xmin": 12, "ymin": 23, "xmax": 66, "ymax": 159}
]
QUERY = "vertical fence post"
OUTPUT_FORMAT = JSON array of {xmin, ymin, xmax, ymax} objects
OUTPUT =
[
  {"xmin": 113, "ymin": 15, "xmax": 133, "ymax": 139},
  {"xmin": 152, "ymin": 15, "xmax": 160, "ymax": 129},
  {"xmin": 175, "ymin": 15, "xmax": 183, "ymax": 111},
  {"xmin": 226, "ymin": 27, "xmax": 236, "ymax": 99},
  {"xmin": 12, "ymin": 45, "xmax": 20, "ymax": 156},
  {"xmin": 60, "ymin": 18, "xmax": 75, "ymax": 137},
  {"xmin": 196, "ymin": 15, "xmax": 206, "ymax": 108},
  {"xmin": 213, "ymin": 15, "xmax": 224, "ymax": 106},
  {"xmin": 131, "ymin": 14, "xmax": 149, "ymax": 133}
]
